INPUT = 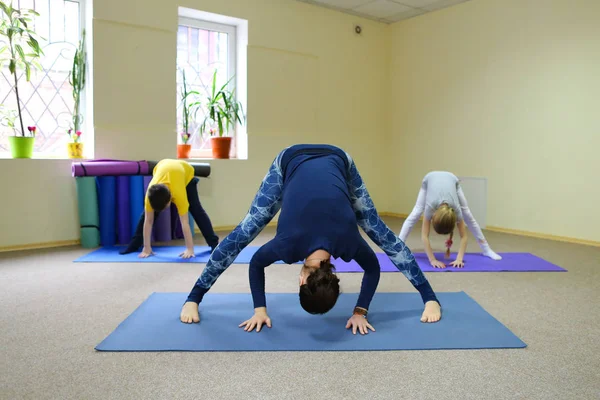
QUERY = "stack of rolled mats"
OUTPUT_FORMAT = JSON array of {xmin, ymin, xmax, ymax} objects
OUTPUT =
[{"xmin": 73, "ymin": 160, "xmax": 210, "ymax": 248}]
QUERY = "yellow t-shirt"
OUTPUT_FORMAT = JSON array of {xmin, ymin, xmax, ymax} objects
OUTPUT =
[{"xmin": 144, "ymin": 159, "xmax": 195, "ymax": 216}]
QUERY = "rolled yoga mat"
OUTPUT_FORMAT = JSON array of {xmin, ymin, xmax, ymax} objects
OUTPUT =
[
  {"xmin": 129, "ymin": 176, "xmax": 144, "ymax": 235},
  {"xmin": 154, "ymin": 210, "xmax": 172, "ymax": 242},
  {"xmin": 72, "ymin": 159, "xmax": 149, "ymax": 177},
  {"xmin": 142, "ymin": 176, "xmax": 154, "ymax": 242},
  {"xmin": 147, "ymin": 161, "xmax": 211, "ymax": 178},
  {"xmin": 97, "ymin": 176, "xmax": 117, "ymax": 246},
  {"xmin": 144, "ymin": 175, "xmax": 171, "ymax": 242},
  {"xmin": 75, "ymin": 177, "xmax": 100, "ymax": 248},
  {"xmin": 170, "ymin": 205, "xmax": 196, "ymax": 239},
  {"xmin": 94, "ymin": 292, "xmax": 527, "ymax": 352},
  {"xmin": 116, "ymin": 176, "xmax": 131, "ymax": 244}
]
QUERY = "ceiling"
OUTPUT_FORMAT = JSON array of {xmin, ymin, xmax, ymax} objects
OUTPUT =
[{"xmin": 295, "ymin": 0, "xmax": 472, "ymax": 23}]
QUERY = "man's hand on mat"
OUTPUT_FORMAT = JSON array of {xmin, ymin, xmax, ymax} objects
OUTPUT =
[
  {"xmin": 138, "ymin": 247, "xmax": 154, "ymax": 258},
  {"xmin": 421, "ymin": 301, "xmax": 441, "ymax": 323},
  {"xmin": 346, "ymin": 314, "xmax": 375, "ymax": 335},
  {"xmin": 450, "ymin": 259, "xmax": 464, "ymax": 268},
  {"xmin": 239, "ymin": 308, "xmax": 272, "ymax": 332},
  {"xmin": 180, "ymin": 302, "xmax": 200, "ymax": 324},
  {"xmin": 430, "ymin": 259, "xmax": 446, "ymax": 269},
  {"xmin": 179, "ymin": 249, "xmax": 195, "ymax": 259}
]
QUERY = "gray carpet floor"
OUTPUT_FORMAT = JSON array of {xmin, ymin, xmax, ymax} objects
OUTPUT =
[{"xmin": 0, "ymin": 217, "xmax": 598, "ymax": 400}]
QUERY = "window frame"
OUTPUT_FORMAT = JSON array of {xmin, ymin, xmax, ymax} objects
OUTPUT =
[
  {"xmin": 0, "ymin": 0, "xmax": 88, "ymax": 159},
  {"xmin": 176, "ymin": 17, "xmax": 237, "ymax": 159}
]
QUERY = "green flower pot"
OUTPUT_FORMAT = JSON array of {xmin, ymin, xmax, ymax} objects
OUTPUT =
[{"xmin": 8, "ymin": 136, "xmax": 35, "ymax": 158}]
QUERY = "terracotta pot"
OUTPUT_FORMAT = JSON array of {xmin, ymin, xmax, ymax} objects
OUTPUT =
[
  {"xmin": 67, "ymin": 142, "xmax": 84, "ymax": 159},
  {"xmin": 211, "ymin": 137, "xmax": 232, "ymax": 159},
  {"xmin": 177, "ymin": 144, "xmax": 192, "ymax": 159}
]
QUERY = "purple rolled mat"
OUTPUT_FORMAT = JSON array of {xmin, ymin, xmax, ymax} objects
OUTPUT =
[
  {"xmin": 142, "ymin": 176, "xmax": 154, "ymax": 242},
  {"xmin": 144, "ymin": 176, "xmax": 171, "ymax": 242},
  {"xmin": 170, "ymin": 205, "xmax": 195, "ymax": 239},
  {"xmin": 171, "ymin": 204, "xmax": 183, "ymax": 239},
  {"xmin": 72, "ymin": 159, "xmax": 149, "ymax": 177},
  {"xmin": 154, "ymin": 209, "xmax": 172, "ymax": 242},
  {"xmin": 116, "ymin": 176, "xmax": 131, "ymax": 244}
]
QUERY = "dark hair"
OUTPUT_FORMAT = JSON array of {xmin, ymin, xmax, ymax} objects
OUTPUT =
[
  {"xmin": 299, "ymin": 260, "xmax": 340, "ymax": 314},
  {"xmin": 148, "ymin": 184, "xmax": 171, "ymax": 211}
]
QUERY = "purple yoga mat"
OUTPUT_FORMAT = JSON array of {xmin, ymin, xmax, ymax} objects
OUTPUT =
[
  {"xmin": 116, "ymin": 176, "xmax": 132, "ymax": 244},
  {"xmin": 71, "ymin": 159, "xmax": 149, "ymax": 177},
  {"xmin": 332, "ymin": 252, "xmax": 567, "ymax": 273}
]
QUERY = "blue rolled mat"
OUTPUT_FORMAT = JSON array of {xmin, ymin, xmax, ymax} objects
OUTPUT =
[
  {"xmin": 75, "ymin": 177, "xmax": 100, "ymax": 248},
  {"xmin": 116, "ymin": 176, "xmax": 131, "ymax": 244},
  {"xmin": 95, "ymin": 292, "xmax": 527, "ymax": 352},
  {"xmin": 97, "ymin": 176, "xmax": 117, "ymax": 246},
  {"xmin": 129, "ymin": 176, "xmax": 144, "ymax": 236},
  {"xmin": 189, "ymin": 212, "xmax": 195, "ymax": 237}
]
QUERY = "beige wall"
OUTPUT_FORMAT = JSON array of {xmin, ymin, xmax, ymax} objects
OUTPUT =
[
  {"xmin": 2, "ymin": 0, "xmax": 598, "ymax": 248},
  {"xmin": 0, "ymin": 0, "xmax": 391, "ymax": 247},
  {"xmin": 389, "ymin": 0, "xmax": 600, "ymax": 242}
]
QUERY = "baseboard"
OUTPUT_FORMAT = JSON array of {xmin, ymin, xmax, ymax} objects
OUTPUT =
[
  {"xmin": 2, "ymin": 215, "xmax": 596, "ymax": 252},
  {"xmin": 485, "ymin": 226, "xmax": 600, "ymax": 248},
  {"xmin": 0, "ymin": 239, "xmax": 81, "ymax": 253},
  {"xmin": 380, "ymin": 212, "xmax": 599, "ymax": 248},
  {"xmin": 0, "ymin": 223, "xmax": 277, "ymax": 253}
]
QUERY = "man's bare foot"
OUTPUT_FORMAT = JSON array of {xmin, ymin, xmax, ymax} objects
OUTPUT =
[
  {"xmin": 421, "ymin": 301, "xmax": 441, "ymax": 323},
  {"xmin": 180, "ymin": 301, "xmax": 200, "ymax": 324}
]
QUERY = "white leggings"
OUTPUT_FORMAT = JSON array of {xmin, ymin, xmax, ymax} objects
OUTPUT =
[{"xmin": 398, "ymin": 187, "xmax": 490, "ymax": 248}]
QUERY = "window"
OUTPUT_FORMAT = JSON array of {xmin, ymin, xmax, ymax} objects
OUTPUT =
[
  {"xmin": 0, "ymin": 0, "xmax": 86, "ymax": 157},
  {"xmin": 176, "ymin": 17, "xmax": 236, "ymax": 158}
]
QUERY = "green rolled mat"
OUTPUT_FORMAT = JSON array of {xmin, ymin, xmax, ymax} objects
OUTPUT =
[
  {"xmin": 80, "ymin": 227, "xmax": 101, "ymax": 249},
  {"xmin": 76, "ymin": 176, "xmax": 100, "ymax": 248}
]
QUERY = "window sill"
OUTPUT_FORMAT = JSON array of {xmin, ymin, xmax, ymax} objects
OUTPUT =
[
  {"xmin": 0, "ymin": 154, "xmax": 88, "ymax": 160},
  {"xmin": 177, "ymin": 157, "xmax": 245, "ymax": 161}
]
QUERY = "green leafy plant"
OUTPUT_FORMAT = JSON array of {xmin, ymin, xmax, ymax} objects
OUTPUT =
[
  {"xmin": 0, "ymin": 0, "xmax": 43, "ymax": 137},
  {"xmin": 68, "ymin": 29, "xmax": 86, "ymax": 135},
  {"xmin": 199, "ymin": 69, "xmax": 245, "ymax": 138},
  {"xmin": 179, "ymin": 68, "xmax": 201, "ymax": 144},
  {"xmin": 0, "ymin": 105, "xmax": 17, "ymax": 132}
]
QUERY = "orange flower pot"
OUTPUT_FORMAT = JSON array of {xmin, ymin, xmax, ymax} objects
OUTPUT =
[
  {"xmin": 211, "ymin": 137, "xmax": 232, "ymax": 159},
  {"xmin": 177, "ymin": 144, "xmax": 191, "ymax": 159}
]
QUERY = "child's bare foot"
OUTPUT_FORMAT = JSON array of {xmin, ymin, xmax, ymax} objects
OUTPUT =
[
  {"xmin": 421, "ymin": 301, "xmax": 441, "ymax": 323},
  {"xmin": 180, "ymin": 302, "xmax": 200, "ymax": 324}
]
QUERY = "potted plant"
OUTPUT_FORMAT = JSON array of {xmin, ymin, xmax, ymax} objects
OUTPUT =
[
  {"xmin": 199, "ymin": 70, "xmax": 245, "ymax": 159},
  {"xmin": 0, "ymin": 0, "xmax": 43, "ymax": 158},
  {"xmin": 67, "ymin": 29, "xmax": 85, "ymax": 159},
  {"xmin": 177, "ymin": 69, "xmax": 201, "ymax": 159}
]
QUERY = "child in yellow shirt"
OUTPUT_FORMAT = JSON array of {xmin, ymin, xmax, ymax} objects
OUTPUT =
[{"xmin": 120, "ymin": 159, "xmax": 219, "ymax": 258}]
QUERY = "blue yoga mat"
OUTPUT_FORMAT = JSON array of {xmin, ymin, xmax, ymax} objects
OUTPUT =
[
  {"xmin": 95, "ymin": 292, "xmax": 526, "ymax": 352},
  {"xmin": 75, "ymin": 246, "xmax": 214, "ymax": 263},
  {"xmin": 97, "ymin": 176, "xmax": 117, "ymax": 247},
  {"xmin": 129, "ymin": 176, "xmax": 144, "ymax": 236}
]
